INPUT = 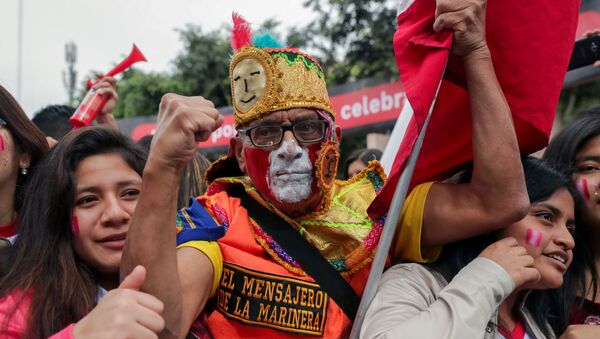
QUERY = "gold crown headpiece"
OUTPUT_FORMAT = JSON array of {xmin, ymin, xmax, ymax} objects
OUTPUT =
[{"xmin": 229, "ymin": 13, "xmax": 335, "ymax": 127}]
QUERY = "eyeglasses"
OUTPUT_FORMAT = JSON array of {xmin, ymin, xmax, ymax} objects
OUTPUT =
[{"xmin": 238, "ymin": 120, "xmax": 328, "ymax": 148}]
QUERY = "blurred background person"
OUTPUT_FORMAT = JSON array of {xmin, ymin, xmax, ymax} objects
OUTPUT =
[
  {"xmin": 0, "ymin": 85, "xmax": 48, "ymax": 241},
  {"xmin": 344, "ymin": 148, "xmax": 382, "ymax": 179},
  {"xmin": 361, "ymin": 157, "xmax": 586, "ymax": 338},
  {"xmin": 31, "ymin": 104, "xmax": 74, "ymax": 141},
  {"xmin": 544, "ymin": 107, "xmax": 600, "ymax": 334},
  {"xmin": 32, "ymin": 76, "xmax": 120, "ymax": 145}
]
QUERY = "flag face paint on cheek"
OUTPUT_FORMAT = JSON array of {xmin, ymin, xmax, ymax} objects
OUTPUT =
[
  {"xmin": 244, "ymin": 147, "xmax": 278, "ymax": 202},
  {"xmin": 72, "ymin": 215, "xmax": 80, "ymax": 236},
  {"xmin": 526, "ymin": 228, "xmax": 542, "ymax": 247},
  {"xmin": 574, "ymin": 179, "xmax": 590, "ymax": 200},
  {"xmin": 0, "ymin": 135, "xmax": 4, "ymax": 152}
]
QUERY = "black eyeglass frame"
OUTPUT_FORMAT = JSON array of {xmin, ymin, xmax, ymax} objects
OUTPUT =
[{"xmin": 238, "ymin": 120, "xmax": 329, "ymax": 148}]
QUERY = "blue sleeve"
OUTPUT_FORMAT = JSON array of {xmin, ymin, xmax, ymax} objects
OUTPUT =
[{"xmin": 176, "ymin": 198, "xmax": 226, "ymax": 245}]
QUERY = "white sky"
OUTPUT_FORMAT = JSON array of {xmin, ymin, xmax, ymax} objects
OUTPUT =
[{"xmin": 0, "ymin": 0, "xmax": 316, "ymax": 115}]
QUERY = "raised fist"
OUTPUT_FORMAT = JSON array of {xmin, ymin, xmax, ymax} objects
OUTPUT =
[
  {"xmin": 149, "ymin": 94, "xmax": 224, "ymax": 170},
  {"xmin": 434, "ymin": 0, "xmax": 487, "ymax": 57}
]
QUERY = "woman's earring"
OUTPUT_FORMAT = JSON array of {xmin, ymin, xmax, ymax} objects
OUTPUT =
[{"xmin": 20, "ymin": 168, "xmax": 28, "ymax": 175}]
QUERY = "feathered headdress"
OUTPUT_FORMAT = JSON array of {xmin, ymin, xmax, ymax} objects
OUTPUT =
[
  {"xmin": 230, "ymin": 13, "xmax": 252, "ymax": 51},
  {"xmin": 228, "ymin": 12, "xmax": 334, "ymax": 127}
]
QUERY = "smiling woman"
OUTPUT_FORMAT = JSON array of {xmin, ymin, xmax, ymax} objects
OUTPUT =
[
  {"xmin": 71, "ymin": 153, "xmax": 142, "ymax": 279},
  {"xmin": 361, "ymin": 157, "xmax": 585, "ymax": 339},
  {"xmin": 0, "ymin": 127, "xmax": 165, "ymax": 338},
  {"xmin": 544, "ymin": 108, "xmax": 600, "ymax": 332}
]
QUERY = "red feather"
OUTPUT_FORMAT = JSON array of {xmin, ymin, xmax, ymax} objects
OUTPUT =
[{"xmin": 231, "ymin": 12, "xmax": 252, "ymax": 51}]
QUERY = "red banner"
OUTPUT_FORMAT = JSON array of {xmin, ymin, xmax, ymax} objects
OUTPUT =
[{"xmin": 130, "ymin": 81, "xmax": 405, "ymax": 149}]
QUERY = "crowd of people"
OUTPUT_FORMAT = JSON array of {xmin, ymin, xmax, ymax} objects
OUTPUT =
[{"xmin": 0, "ymin": 0, "xmax": 599, "ymax": 338}]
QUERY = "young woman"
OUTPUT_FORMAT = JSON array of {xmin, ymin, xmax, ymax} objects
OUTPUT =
[
  {"xmin": 544, "ymin": 108, "xmax": 600, "ymax": 331},
  {"xmin": 0, "ymin": 85, "xmax": 48, "ymax": 240},
  {"xmin": 0, "ymin": 127, "xmax": 164, "ymax": 338},
  {"xmin": 361, "ymin": 157, "xmax": 583, "ymax": 338}
]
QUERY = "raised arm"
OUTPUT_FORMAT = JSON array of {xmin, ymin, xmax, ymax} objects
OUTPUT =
[
  {"xmin": 120, "ymin": 94, "xmax": 223, "ymax": 338},
  {"xmin": 422, "ymin": 0, "xmax": 529, "ymax": 247}
]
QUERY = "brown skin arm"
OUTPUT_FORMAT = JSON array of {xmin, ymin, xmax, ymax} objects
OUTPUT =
[
  {"xmin": 421, "ymin": 0, "xmax": 529, "ymax": 247},
  {"xmin": 120, "ymin": 162, "xmax": 184, "ymax": 338},
  {"xmin": 121, "ymin": 94, "xmax": 223, "ymax": 338},
  {"xmin": 177, "ymin": 248, "xmax": 215, "ymax": 335}
]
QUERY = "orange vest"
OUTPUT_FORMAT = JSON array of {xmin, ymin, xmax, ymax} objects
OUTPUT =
[{"xmin": 204, "ymin": 190, "xmax": 372, "ymax": 338}]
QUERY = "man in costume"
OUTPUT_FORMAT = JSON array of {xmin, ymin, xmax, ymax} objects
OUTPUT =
[{"xmin": 122, "ymin": 2, "xmax": 530, "ymax": 337}]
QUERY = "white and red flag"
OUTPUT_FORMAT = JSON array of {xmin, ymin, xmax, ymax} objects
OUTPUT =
[
  {"xmin": 370, "ymin": 0, "xmax": 580, "ymax": 218},
  {"xmin": 352, "ymin": 1, "xmax": 580, "ymax": 335}
]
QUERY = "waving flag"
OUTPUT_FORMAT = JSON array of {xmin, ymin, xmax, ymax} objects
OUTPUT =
[
  {"xmin": 370, "ymin": 0, "xmax": 581, "ymax": 218},
  {"xmin": 352, "ymin": 1, "xmax": 581, "ymax": 336}
]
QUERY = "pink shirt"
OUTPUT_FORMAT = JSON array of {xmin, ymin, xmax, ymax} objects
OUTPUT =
[{"xmin": 0, "ymin": 290, "xmax": 74, "ymax": 338}]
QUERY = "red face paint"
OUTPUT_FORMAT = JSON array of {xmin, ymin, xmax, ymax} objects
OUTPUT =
[
  {"xmin": 526, "ymin": 228, "xmax": 542, "ymax": 247},
  {"xmin": 72, "ymin": 215, "xmax": 80, "ymax": 236},
  {"xmin": 0, "ymin": 135, "xmax": 4, "ymax": 152},
  {"xmin": 244, "ymin": 146, "xmax": 278, "ymax": 202},
  {"xmin": 243, "ymin": 141, "xmax": 321, "ymax": 205},
  {"xmin": 574, "ymin": 179, "xmax": 590, "ymax": 200}
]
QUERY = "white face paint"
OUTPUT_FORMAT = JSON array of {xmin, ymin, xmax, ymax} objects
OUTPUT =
[{"xmin": 268, "ymin": 139, "xmax": 313, "ymax": 203}]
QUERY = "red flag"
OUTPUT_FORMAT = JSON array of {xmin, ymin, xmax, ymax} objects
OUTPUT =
[{"xmin": 370, "ymin": 0, "xmax": 580, "ymax": 218}]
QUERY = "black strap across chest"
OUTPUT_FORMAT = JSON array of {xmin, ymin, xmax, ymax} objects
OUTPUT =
[{"xmin": 228, "ymin": 186, "xmax": 361, "ymax": 320}]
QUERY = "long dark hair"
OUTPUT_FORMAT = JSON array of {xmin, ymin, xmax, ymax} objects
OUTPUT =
[
  {"xmin": 0, "ymin": 85, "xmax": 49, "ymax": 212},
  {"xmin": 542, "ymin": 108, "xmax": 600, "ymax": 334},
  {"xmin": 429, "ymin": 156, "xmax": 592, "ymax": 337},
  {"xmin": 543, "ymin": 106, "xmax": 600, "ymax": 177},
  {"xmin": 0, "ymin": 127, "xmax": 146, "ymax": 338}
]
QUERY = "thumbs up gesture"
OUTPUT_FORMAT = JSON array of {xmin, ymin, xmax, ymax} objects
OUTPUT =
[{"xmin": 73, "ymin": 266, "xmax": 165, "ymax": 338}]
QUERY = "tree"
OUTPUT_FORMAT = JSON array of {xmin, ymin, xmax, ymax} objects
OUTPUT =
[
  {"xmin": 301, "ymin": 0, "xmax": 399, "ymax": 85},
  {"xmin": 111, "ymin": 1, "xmax": 400, "ymax": 119},
  {"xmin": 557, "ymin": 80, "xmax": 600, "ymax": 123},
  {"xmin": 111, "ymin": 24, "xmax": 233, "ymax": 118},
  {"xmin": 172, "ymin": 24, "xmax": 233, "ymax": 108},
  {"xmin": 113, "ymin": 69, "xmax": 190, "ymax": 118}
]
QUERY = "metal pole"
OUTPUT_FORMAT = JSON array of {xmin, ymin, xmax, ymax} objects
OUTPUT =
[
  {"xmin": 349, "ymin": 67, "xmax": 445, "ymax": 338},
  {"xmin": 17, "ymin": 0, "xmax": 23, "ymax": 101}
]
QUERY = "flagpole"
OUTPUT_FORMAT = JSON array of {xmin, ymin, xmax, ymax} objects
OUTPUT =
[
  {"xmin": 349, "ymin": 66, "xmax": 446, "ymax": 339},
  {"xmin": 380, "ymin": 97, "xmax": 414, "ymax": 175}
]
